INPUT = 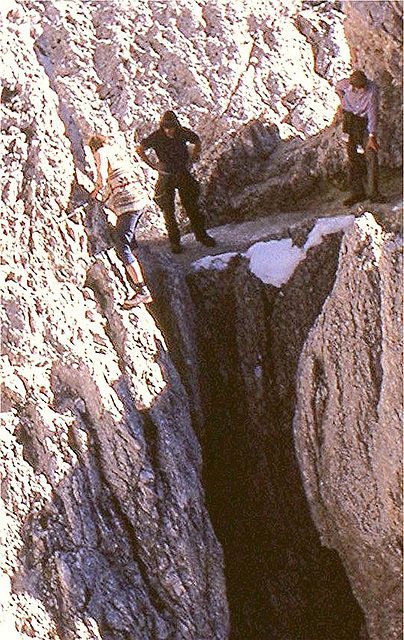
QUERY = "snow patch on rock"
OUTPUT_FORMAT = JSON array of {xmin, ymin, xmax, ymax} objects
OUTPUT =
[{"xmin": 193, "ymin": 215, "xmax": 354, "ymax": 287}]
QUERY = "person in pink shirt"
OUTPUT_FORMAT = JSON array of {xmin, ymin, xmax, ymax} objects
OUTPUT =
[{"xmin": 336, "ymin": 70, "xmax": 384, "ymax": 206}]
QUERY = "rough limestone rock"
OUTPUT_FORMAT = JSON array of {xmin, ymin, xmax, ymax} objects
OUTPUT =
[
  {"xmin": 1, "ymin": 0, "xmax": 402, "ymax": 639},
  {"xmin": 179, "ymin": 226, "xmax": 367, "ymax": 639},
  {"xmin": 1, "ymin": 3, "xmax": 228, "ymax": 637},
  {"xmin": 1, "ymin": 245, "xmax": 229, "ymax": 639},
  {"xmin": 3, "ymin": 0, "xmax": 401, "ymax": 230},
  {"xmin": 201, "ymin": 0, "xmax": 403, "ymax": 221},
  {"xmin": 143, "ymin": 211, "xmax": 402, "ymax": 639},
  {"xmin": 294, "ymin": 214, "xmax": 403, "ymax": 640}
]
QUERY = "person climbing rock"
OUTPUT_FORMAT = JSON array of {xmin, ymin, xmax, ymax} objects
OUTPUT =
[
  {"xmin": 88, "ymin": 133, "xmax": 153, "ymax": 308},
  {"xmin": 136, "ymin": 110, "xmax": 216, "ymax": 254},
  {"xmin": 335, "ymin": 70, "xmax": 385, "ymax": 206}
]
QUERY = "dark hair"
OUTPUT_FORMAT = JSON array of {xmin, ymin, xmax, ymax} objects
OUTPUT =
[
  {"xmin": 160, "ymin": 110, "xmax": 181, "ymax": 132},
  {"xmin": 349, "ymin": 70, "xmax": 368, "ymax": 89},
  {"xmin": 88, "ymin": 134, "xmax": 108, "ymax": 151}
]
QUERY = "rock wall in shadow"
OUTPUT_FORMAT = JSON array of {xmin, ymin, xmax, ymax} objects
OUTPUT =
[
  {"xmin": 182, "ymin": 231, "xmax": 366, "ymax": 639},
  {"xmin": 145, "ymin": 214, "xmax": 401, "ymax": 639}
]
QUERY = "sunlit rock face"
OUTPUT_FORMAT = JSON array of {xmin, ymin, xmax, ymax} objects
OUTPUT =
[
  {"xmin": 2, "ymin": 250, "xmax": 229, "ymax": 640},
  {"xmin": 2, "ymin": 0, "xmax": 401, "ymax": 228},
  {"xmin": 1, "ymin": 3, "xmax": 229, "ymax": 638},
  {"xmin": 1, "ymin": 1, "xmax": 402, "ymax": 639},
  {"xmin": 294, "ymin": 214, "xmax": 403, "ymax": 640},
  {"xmin": 202, "ymin": 0, "xmax": 403, "ymax": 221},
  {"xmin": 2, "ymin": 0, "xmax": 348, "ymax": 231}
]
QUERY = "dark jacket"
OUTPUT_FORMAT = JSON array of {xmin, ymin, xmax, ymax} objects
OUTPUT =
[{"xmin": 140, "ymin": 127, "xmax": 200, "ymax": 174}]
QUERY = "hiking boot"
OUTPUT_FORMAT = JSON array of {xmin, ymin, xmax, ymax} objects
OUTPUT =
[
  {"xmin": 196, "ymin": 233, "xmax": 216, "ymax": 247},
  {"xmin": 343, "ymin": 193, "xmax": 366, "ymax": 207},
  {"xmin": 170, "ymin": 241, "xmax": 183, "ymax": 254},
  {"xmin": 122, "ymin": 285, "xmax": 153, "ymax": 309}
]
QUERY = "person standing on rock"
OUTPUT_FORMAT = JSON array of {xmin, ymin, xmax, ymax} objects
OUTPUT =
[
  {"xmin": 88, "ymin": 134, "xmax": 153, "ymax": 308},
  {"xmin": 335, "ymin": 70, "xmax": 384, "ymax": 206},
  {"xmin": 136, "ymin": 110, "xmax": 216, "ymax": 254}
]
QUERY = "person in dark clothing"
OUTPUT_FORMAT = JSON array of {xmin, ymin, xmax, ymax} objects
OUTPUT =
[
  {"xmin": 136, "ymin": 110, "xmax": 216, "ymax": 253},
  {"xmin": 335, "ymin": 70, "xmax": 384, "ymax": 206}
]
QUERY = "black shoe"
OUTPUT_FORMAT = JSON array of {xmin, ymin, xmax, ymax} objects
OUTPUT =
[
  {"xmin": 368, "ymin": 192, "xmax": 387, "ymax": 203},
  {"xmin": 197, "ymin": 233, "xmax": 216, "ymax": 247},
  {"xmin": 343, "ymin": 193, "xmax": 366, "ymax": 207},
  {"xmin": 170, "ymin": 242, "xmax": 183, "ymax": 254}
]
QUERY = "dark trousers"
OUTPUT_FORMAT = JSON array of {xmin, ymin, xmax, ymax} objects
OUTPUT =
[
  {"xmin": 154, "ymin": 172, "xmax": 206, "ymax": 245},
  {"xmin": 343, "ymin": 111, "xmax": 379, "ymax": 197}
]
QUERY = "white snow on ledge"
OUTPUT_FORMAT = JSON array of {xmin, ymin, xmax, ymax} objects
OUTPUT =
[
  {"xmin": 304, "ymin": 215, "xmax": 354, "ymax": 250},
  {"xmin": 192, "ymin": 215, "xmax": 354, "ymax": 288},
  {"xmin": 192, "ymin": 252, "xmax": 238, "ymax": 271},
  {"xmin": 246, "ymin": 238, "xmax": 302, "ymax": 287}
]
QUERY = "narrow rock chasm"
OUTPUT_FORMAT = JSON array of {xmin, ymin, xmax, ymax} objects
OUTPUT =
[
  {"xmin": 143, "ymin": 232, "xmax": 367, "ymax": 639},
  {"xmin": 2, "ymin": 1, "xmax": 402, "ymax": 637}
]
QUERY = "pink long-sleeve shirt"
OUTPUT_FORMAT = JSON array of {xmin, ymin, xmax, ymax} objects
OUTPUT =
[{"xmin": 335, "ymin": 78, "xmax": 379, "ymax": 135}]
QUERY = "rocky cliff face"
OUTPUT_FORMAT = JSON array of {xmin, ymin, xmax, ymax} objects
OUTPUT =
[
  {"xmin": 294, "ymin": 214, "xmax": 403, "ymax": 640},
  {"xmin": 145, "ymin": 212, "xmax": 402, "ymax": 640},
  {"xmin": 184, "ymin": 229, "xmax": 366, "ymax": 640},
  {"xmin": 3, "ymin": 0, "xmax": 402, "ymax": 229},
  {"xmin": 1, "ymin": 1, "xmax": 402, "ymax": 639}
]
